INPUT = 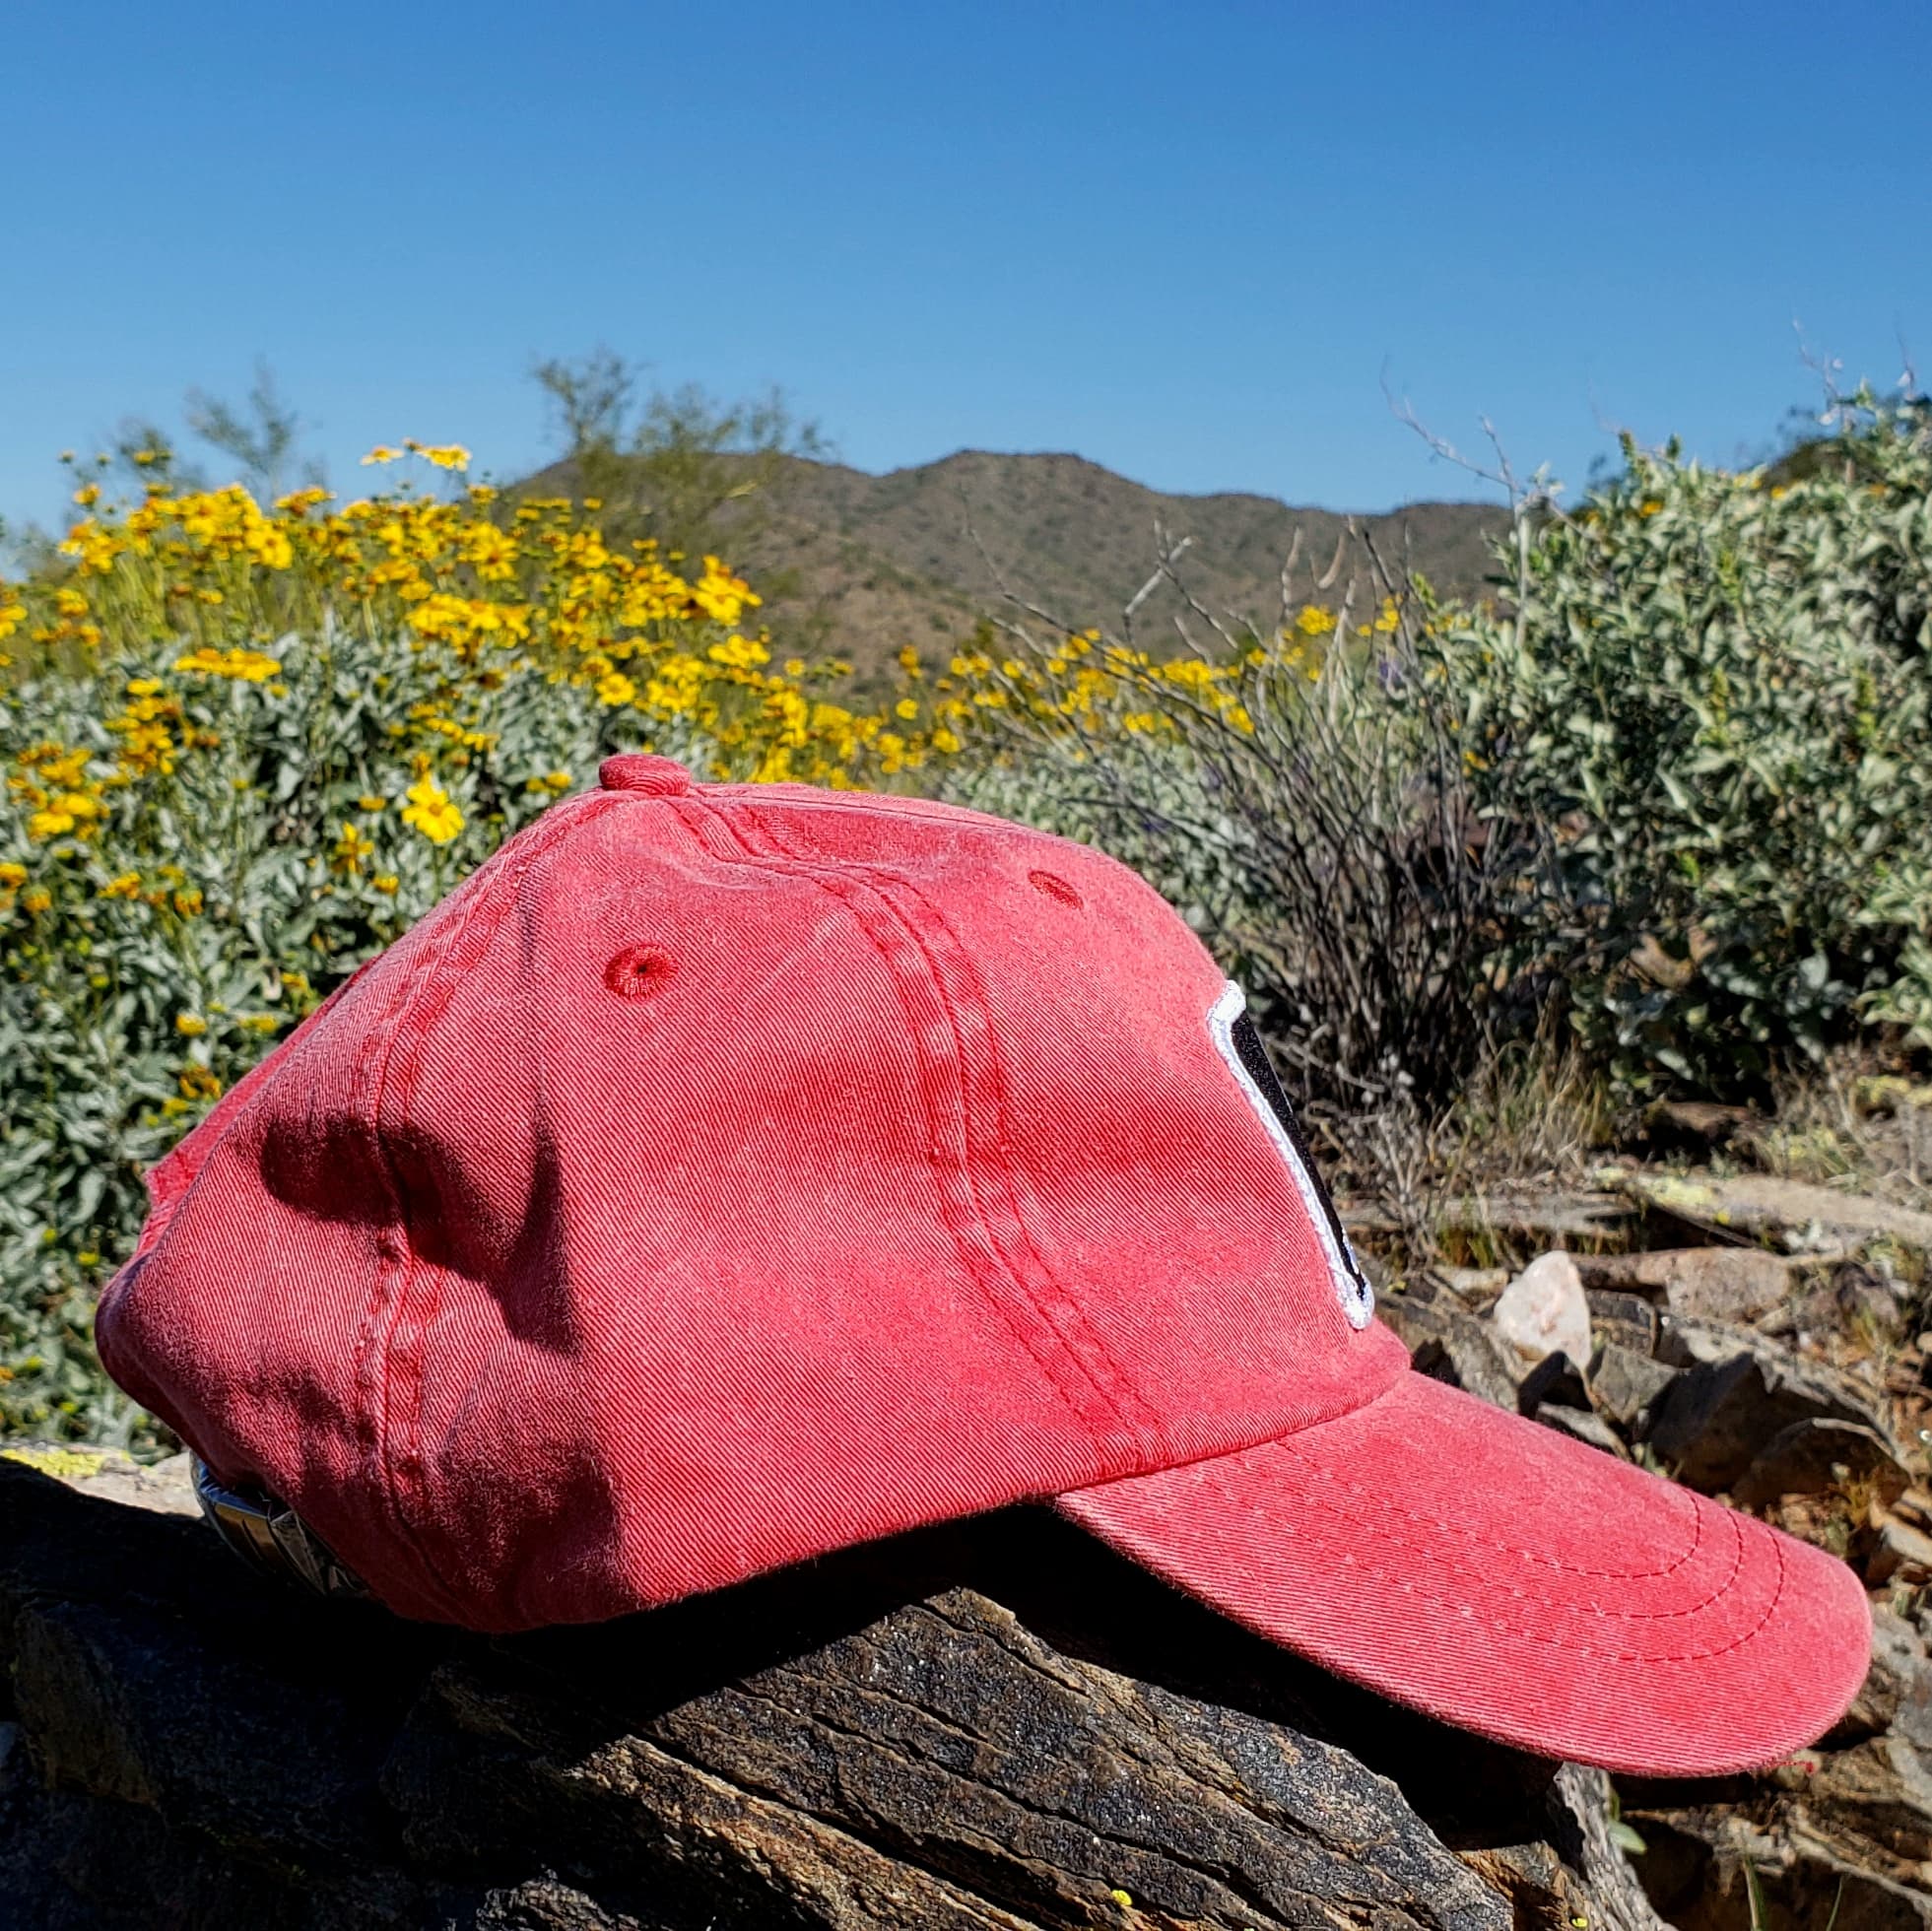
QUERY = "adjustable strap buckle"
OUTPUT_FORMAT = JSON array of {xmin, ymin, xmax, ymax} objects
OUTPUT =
[{"xmin": 191, "ymin": 1458, "xmax": 372, "ymax": 1602}]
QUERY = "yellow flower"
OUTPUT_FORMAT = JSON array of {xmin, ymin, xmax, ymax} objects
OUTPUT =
[
  {"xmin": 361, "ymin": 445, "xmax": 406, "ymax": 466},
  {"xmin": 238, "ymin": 1015, "xmax": 280, "ymax": 1035},
  {"xmin": 895, "ymin": 699, "xmax": 919, "ymax": 721},
  {"xmin": 1295, "ymin": 604, "xmax": 1338, "ymax": 637},
  {"xmin": 175, "ymin": 1013, "xmax": 208, "ymax": 1036},
  {"xmin": 401, "ymin": 777, "xmax": 464, "ymax": 844},
  {"xmin": 172, "ymin": 889, "xmax": 204, "ymax": 916},
  {"xmin": 356, "ymin": 794, "xmax": 387, "ymax": 812},
  {"xmin": 406, "ymin": 440, "xmax": 472, "ymax": 472},
  {"xmin": 0, "ymin": 862, "xmax": 26, "ymax": 888},
  {"xmin": 173, "ymin": 645, "xmax": 281, "ymax": 683},
  {"xmin": 100, "ymin": 872, "xmax": 142, "ymax": 899},
  {"xmin": 330, "ymin": 821, "xmax": 376, "ymax": 875},
  {"xmin": 21, "ymin": 888, "xmax": 51, "ymax": 914},
  {"xmin": 594, "ymin": 669, "xmax": 637, "ymax": 707},
  {"xmin": 73, "ymin": 483, "xmax": 100, "ymax": 507},
  {"xmin": 372, "ymin": 873, "xmax": 400, "ymax": 895},
  {"xmin": 178, "ymin": 1065, "xmax": 223, "ymax": 1100}
]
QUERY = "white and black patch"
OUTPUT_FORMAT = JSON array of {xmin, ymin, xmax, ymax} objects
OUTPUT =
[{"xmin": 1207, "ymin": 981, "xmax": 1374, "ymax": 1330}]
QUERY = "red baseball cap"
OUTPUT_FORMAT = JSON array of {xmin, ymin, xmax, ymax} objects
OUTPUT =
[{"xmin": 96, "ymin": 755, "xmax": 1870, "ymax": 1776}]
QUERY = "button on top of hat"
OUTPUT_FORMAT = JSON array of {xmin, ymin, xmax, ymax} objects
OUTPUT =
[{"xmin": 598, "ymin": 755, "xmax": 693, "ymax": 796}]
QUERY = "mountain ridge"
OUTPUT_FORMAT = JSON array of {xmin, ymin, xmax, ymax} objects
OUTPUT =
[{"xmin": 522, "ymin": 446, "xmax": 1512, "ymax": 685}]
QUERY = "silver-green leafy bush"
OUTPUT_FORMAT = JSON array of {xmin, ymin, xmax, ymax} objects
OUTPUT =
[
  {"xmin": 1421, "ymin": 387, "xmax": 1932, "ymax": 1094},
  {"xmin": 0, "ymin": 620, "xmax": 723, "ymax": 1442}
]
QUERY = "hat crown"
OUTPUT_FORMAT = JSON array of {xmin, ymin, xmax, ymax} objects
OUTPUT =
[{"xmin": 97, "ymin": 779, "xmax": 1399, "ymax": 1631}]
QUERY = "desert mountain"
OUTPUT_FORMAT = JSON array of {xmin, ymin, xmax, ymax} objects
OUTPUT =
[{"xmin": 522, "ymin": 447, "xmax": 1511, "ymax": 689}]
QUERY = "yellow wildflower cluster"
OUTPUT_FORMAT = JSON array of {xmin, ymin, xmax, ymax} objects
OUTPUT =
[
  {"xmin": 6, "ymin": 468, "xmax": 946, "ymax": 785},
  {"xmin": 918, "ymin": 602, "xmax": 1378, "ymax": 752},
  {"xmin": 10, "ymin": 744, "xmax": 108, "ymax": 842}
]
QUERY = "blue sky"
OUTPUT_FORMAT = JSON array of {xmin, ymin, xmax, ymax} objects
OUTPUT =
[{"xmin": 3, "ymin": 0, "xmax": 1927, "ymax": 534}]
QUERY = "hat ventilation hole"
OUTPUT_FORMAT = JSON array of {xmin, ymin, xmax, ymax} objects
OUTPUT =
[
  {"xmin": 1028, "ymin": 869, "xmax": 1084, "ymax": 909},
  {"xmin": 604, "ymin": 945, "xmax": 675, "ymax": 1000}
]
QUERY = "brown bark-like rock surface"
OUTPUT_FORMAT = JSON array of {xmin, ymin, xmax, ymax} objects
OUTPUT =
[{"xmin": 0, "ymin": 1456, "xmax": 1663, "ymax": 1930}]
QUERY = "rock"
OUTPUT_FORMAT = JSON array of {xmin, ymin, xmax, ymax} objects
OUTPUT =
[
  {"xmin": 0, "ymin": 1441, "xmax": 198, "ymax": 1516},
  {"xmin": 1623, "ymin": 1618, "xmax": 1932, "ymax": 1922},
  {"xmin": 1588, "ymin": 1342, "xmax": 1679, "ymax": 1429},
  {"xmin": 1377, "ymin": 1295, "xmax": 1523, "ymax": 1411},
  {"xmin": 1517, "ymin": 1349, "xmax": 1591, "ymax": 1417},
  {"xmin": 1871, "ymin": 1517, "xmax": 1932, "ymax": 1588},
  {"xmin": 1831, "ymin": 1610, "xmax": 1932, "ymax": 1755},
  {"xmin": 1492, "ymin": 1251, "xmax": 1593, "ymax": 1369},
  {"xmin": 1583, "ymin": 1286, "xmax": 1662, "ymax": 1354},
  {"xmin": 1533, "ymin": 1403, "xmax": 1631, "ymax": 1459},
  {"xmin": 1575, "ymin": 1245, "xmax": 1797, "ymax": 1324},
  {"xmin": 1599, "ymin": 1167, "xmax": 1932, "ymax": 1259},
  {"xmin": 1733, "ymin": 1419, "xmax": 1912, "ymax": 1513},
  {"xmin": 0, "ymin": 1456, "xmax": 1668, "ymax": 1931},
  {"xmin": 1646, "ymin": 1320, "xmax": 1902, "ymax": 1493}
]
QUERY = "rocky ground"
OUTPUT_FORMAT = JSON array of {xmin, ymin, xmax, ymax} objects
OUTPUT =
[
  {"xmin": 9, "ymin": 1144, "xmax": 1932, "ymax": 1926},
  {"xmin": 1361, "ymin": 1151, "xmax": 1932, "ymax": 1927}
]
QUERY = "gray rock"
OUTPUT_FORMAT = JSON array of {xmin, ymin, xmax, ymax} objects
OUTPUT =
[
  {"xmin": 1379, "ymin": 1295, "xmax": 1523, "ymax": 1412},
  {"xmin": 0, "ymin": 1456, "xmax": 1665, "ymax": 1930},
  {"xmin": 1871, "ymin": 1517, "xmax": 1932, "ymax": 1589},
  {"xmin": 1732, "ymin": 1419, "xmax": 1912, "ymax": 1512},
  {"xmin": 1588, "ymin": 1342, "xmax": 1679, "ymax": 1430},
  {"xmin": 1583, "ymin": 1286, "xmax": 1662, "ymax": 1355},
  {"xmin": 1647, "ymin": 1317, "xmax": 1902, "ymax": 1492},
  {"xmin": 1600, "ymin": 1167, "xmax": 1932, "ymax": 1259},
  {"xmin": 1533, "ymin": 1403, "xmax": 1632, "ymax": 1459},
  {"xmin": 1576, "ymin": 1245, "xmax": 1797, "ymax": 1324}
]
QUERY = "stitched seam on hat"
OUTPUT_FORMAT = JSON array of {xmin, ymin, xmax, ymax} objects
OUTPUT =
[
  {"xmin": 683, "ymin": 796, "xmax": 1128, "ymax": 1444},
  {"xmin": 358, "ymin": 793, "xmax": 627, "ymax": 1616},
  {"xmin": 854, "ymin": 859, "xmax": 1166, "ymax": 1441},
  {"xmin": 740, "ymin": 804, "xmax": 1154, "ymax": 1441},
  {"xmin": 1266, "ymin": 1435, "xmax": 1705, "ymax": 1583},
  {"xmin": 1189, "ymin": 1457, "xmax": 1785, "ymax": 1666}
]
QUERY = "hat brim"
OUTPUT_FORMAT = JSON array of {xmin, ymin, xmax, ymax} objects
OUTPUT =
[{"xmin": 1055, "ymin": 1367, "xmax": 1872, "ymax": 1776}]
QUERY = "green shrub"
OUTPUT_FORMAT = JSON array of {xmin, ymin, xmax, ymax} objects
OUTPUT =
[{"xmin": 1422, "ymin": 386, "xmax": 1932, "ymax": 1095}]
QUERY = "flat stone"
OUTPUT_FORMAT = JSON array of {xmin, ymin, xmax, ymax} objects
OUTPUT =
[
  {"xmin": 0, "ymin": 1443, "xmax": 197, "ymax": 1518},
  {"xmin": 1343, "ymin": 1191, "xmax": 1637, "ymax": 1244},
  {"xmin": 1731, "ymin": 1419, "xmax": 1911, "ymax": 1512},
  {"xmin": 1574, "ymin": 1245, "xmax": 1797, "ymax": 1324},
  {"xmin": 1870, "ymin": 1517, "xmax": 1932, "ymax": 1589},
  {"xmin": 1582, "ymin": 1287, "xmax": 1661, "ymax": 1355},
  {"xmin": 1646, "ymin": 1321, "xmax": 1901, "ymax": 1493},
  {"xmin": 1379, "ymin": 1297, "xmax": 1524, "ymax": 1412},
  {"xmin": 1587, "ymin": 1343, "xmax": 1678, "ymax": 1429},
  {"xmin": 1533, "ymin": 1404, "xmax": 1630, "ymax": 1459}
]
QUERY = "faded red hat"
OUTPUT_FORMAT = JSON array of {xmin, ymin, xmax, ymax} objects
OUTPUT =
[{"xmin": 96, "ymin": 754, "xmax": 1871, "ymax": 1776}]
